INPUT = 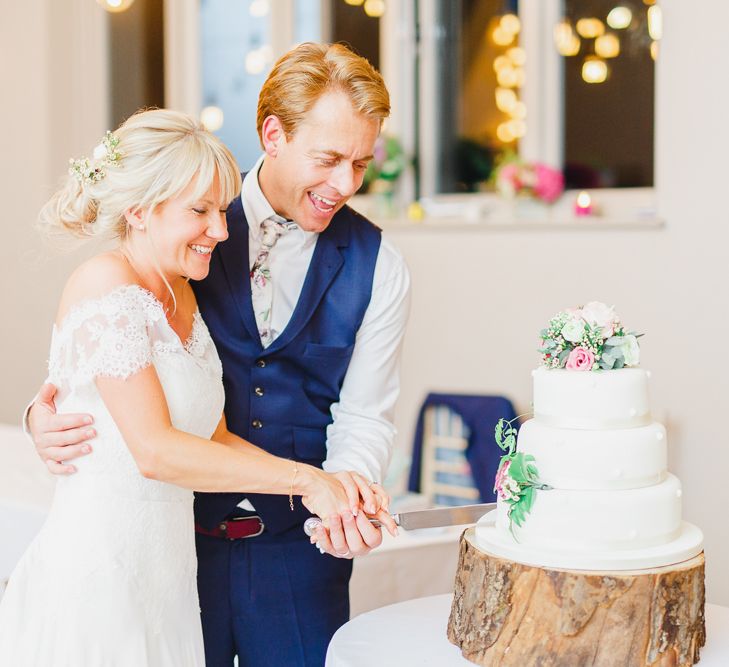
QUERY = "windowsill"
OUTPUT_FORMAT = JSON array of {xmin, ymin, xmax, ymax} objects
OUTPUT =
[
  {"xmin": 351, "ymin": 187, "xmax": 663, "ymax": 231},
  {"xmin": 374, "ymin": 217, "xmax": 665, "ymax": 231}
]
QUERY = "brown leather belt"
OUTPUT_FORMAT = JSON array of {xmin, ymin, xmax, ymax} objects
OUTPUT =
[{"xmin": 195, "ymin": 516, "xmax": 265, "ymax": 540}]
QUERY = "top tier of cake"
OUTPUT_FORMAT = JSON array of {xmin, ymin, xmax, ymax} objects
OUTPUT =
[{"xmin": 532, "ymin": 366, "xmax": 651, "ymax": 429}]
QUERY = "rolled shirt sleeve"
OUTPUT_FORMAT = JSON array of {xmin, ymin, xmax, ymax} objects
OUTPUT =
[{"xmin": 322, "ymin": 236, "xmax": 411, "ymax": 483}]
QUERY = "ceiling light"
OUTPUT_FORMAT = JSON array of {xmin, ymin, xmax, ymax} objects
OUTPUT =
[
  {"xmin": 582, "ymin": 56, "xmax": 609, "ymax": 83},
  {"xmin": 200, "ymin": 106, "xmax": 224, "ymax": 132},
  {"xmin": 606, "ymin": 7, "xmax": 632, "ymax": 30},
  {"xmin": 576, "ymin": 18, "xmax": 605, "ymax": 39},
  {"xmin": 595, "ymin": 34, "xmax": 620, "ymax": 58},
  {"xmin": 363, "ymin": 0, "xmax": 385, "ymax": 18},
  {"xmin": 499, "ymin": 14, "xmax": 521, "ymax": 35},
  {"xmin": 96, "ymin": 0, "xmax": 135, "ymax": 12}
]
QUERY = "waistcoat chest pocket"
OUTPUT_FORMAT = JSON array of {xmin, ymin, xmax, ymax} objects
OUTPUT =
[{"xmin": 303, "ymin": 342, "xmax": 355, "ymax": 359}]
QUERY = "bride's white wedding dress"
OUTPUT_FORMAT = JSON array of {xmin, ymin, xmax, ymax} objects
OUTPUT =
[{"xmin": 0, "ymin": 284, "xmax": 224, "ymax": 666}]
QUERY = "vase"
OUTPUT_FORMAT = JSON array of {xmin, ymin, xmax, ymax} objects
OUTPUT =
[
  {"xmin": 511, "ymin": 197, "xmax": 551, "ymax": 221},
  {"xmin": 374, "ymin": 189, "xmax": 398, "ymax": 219}
]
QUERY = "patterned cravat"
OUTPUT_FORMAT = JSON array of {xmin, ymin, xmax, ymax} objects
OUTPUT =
[{"xmin": 250, "ymin": 215, "xmax": 297, "ymax": 347}]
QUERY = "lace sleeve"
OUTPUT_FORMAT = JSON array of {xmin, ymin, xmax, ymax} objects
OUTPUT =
[{"xmin": 48, "ymin": 285, "xmax": 165, "ymax": 389}]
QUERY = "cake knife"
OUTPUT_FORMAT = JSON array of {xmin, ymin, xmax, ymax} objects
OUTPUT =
[{"xmin": 303, "ymin": 502, "xmax": 496, "ymax": 536}]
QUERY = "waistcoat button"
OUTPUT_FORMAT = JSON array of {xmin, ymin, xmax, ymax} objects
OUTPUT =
[
  {"xmin": 256, "ymin": 359, "xmax": 266, "ymax": 368},
  {"xmin": 251, "ymin": 419, "xmax": 263, "ymax": 429},
  {"xmin": 254, "ymin": 387, "xmax": 264, "ymax": 397}
]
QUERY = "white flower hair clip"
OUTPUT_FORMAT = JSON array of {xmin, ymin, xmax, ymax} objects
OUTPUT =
[{"xmin": 69, "ymin": 130, "xmax": 122, "ymax": 185}]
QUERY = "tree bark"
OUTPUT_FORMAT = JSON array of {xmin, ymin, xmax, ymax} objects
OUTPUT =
[{"xmin": 448, "ymin": 529, "xmax": 705, "ymax": 667}]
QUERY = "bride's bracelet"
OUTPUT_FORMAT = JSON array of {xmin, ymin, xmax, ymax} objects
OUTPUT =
[{"xmin": 289, "ymin": 461, "xmax": 298, "ymax": 511}]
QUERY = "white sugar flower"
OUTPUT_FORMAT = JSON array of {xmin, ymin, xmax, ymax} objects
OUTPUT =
[
  {"xmin": 619, "ymin": 334, "xmax": 640, "ymax": 366},
  {"xmin": 561, "ymin": 317, "xmax": 586, "ymax": 343},
  {"xmin": 580, "ymin": 301, "xmax": 620, "ymax": 338}
]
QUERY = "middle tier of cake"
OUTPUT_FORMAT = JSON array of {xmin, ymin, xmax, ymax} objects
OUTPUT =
[{"xmin": 517, "ymin": 418, "xmax": 667, "ymax": 490}]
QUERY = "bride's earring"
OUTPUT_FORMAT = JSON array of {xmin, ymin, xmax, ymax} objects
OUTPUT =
[{"xmin": 135, "ymin": 224, "xmax": 145, "ymax": 231}]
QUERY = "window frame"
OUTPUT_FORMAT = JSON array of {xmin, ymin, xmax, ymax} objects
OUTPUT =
[{"xmin": 165, "ymin": 0, "xmax": 657, "ymax": 221}]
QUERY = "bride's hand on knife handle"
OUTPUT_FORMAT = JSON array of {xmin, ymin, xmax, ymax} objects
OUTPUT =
[
  {"xmin": 302, "ymin": 469, "xmax": 398, "ymax": 558},
  {"xmin": 299, "ymin": 467, "xmax": 362, "ymax": 525}
]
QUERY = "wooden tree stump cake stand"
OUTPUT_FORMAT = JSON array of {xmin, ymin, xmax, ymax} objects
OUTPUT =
[{"xmin": 448, "ymin": 529, "xmax": 706, "ymax": 667}]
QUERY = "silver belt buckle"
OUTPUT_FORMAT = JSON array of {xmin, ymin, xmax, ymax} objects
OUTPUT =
[{"xmin": 228, "ymin": 515, "xmax": 265, "ymax": 539}]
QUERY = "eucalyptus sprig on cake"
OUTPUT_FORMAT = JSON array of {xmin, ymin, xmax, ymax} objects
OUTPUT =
[
  {"xmin": 538, "ymin": 301, "xmax": 642, "ymax": 371},
  {"xmin": 494, "ymin": 418, "xmax": 551, "ymax": 535}
]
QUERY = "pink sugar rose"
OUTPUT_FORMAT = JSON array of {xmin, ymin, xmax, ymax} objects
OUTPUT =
[
  {"xmin": 532, "ymin": 163, "xmax": 564, "ymax": 203},
  {"xmin": 494, "ymin": 460, "xmax": 511, "ymax": 500},
  {"xmin": 565, "ymin": 346, "xmax": 595, "ymax": 371}
]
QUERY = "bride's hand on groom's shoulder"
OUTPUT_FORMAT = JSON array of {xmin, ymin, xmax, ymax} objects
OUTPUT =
[{"xmin": 28, "ymin": 382, "xmax": 95, "ymax": 475}]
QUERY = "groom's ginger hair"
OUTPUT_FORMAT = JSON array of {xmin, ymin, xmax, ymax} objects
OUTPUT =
[{"xmin": 256, "ymin": 42, "xmax": 390, "ymax": 142}]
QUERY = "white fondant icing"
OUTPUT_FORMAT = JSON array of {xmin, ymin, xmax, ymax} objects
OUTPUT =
[
  {"xmin": 516, "ymin": 419, "xmax": 667, "ymax": 490},
  {"xmin": 472, "ymin": 519, "xmax": 704, "ymax": 571},
  {"xmin": 494, "ymin": 474, "xmax": 682, "ymax": 552},
  {"xmin": 532, "ymin": 367, "xmax": 650, "ymax": 429}
]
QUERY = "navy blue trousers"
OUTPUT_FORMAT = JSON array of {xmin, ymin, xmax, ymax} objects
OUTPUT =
[{"xmin": 196, "ymin": 527, "xmax": 353, "ymax": 667}]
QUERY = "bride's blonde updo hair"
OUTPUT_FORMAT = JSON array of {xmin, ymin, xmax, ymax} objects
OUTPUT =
[{"xmin": 40, "ymin": 108, "xmax": 241, "ymax": 240}]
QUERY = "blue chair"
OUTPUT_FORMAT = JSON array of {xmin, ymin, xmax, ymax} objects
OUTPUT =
[{"xmin": 408, "ymin": 394, "xmax": 519, "ymax": 506}]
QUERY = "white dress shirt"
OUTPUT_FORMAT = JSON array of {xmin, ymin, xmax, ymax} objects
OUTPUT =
[{"xmin": 242, "ymin": 155, "xmax": 411, "ymax": 484}]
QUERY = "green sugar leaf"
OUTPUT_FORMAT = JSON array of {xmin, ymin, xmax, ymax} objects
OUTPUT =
[{"xmin": 522, "ymin": 486, "xmax": 535, "ymax": 512}]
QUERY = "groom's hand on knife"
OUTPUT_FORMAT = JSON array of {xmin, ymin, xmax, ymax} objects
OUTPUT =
[
  {"xmin": 310, "ymin": 480, "xmax": 398, "ymax": 558},
  {"xmin": 28, "ymin": 382, "xmax": 95, "ymax": 475}
]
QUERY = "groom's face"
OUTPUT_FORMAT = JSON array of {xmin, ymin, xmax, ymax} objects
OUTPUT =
[{"xmin": 259, "ymin": 90, "xmax": 380, "ymax": 233}]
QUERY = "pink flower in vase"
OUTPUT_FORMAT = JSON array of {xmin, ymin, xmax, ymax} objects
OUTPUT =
[
  {"xmin": 565, "ymin": 346, "xmax": 595, "ymax": 371},
  {"xmin": 532, "ymin": 163, "xmax": 564, "ymax": 203},
  {"xmin": 496, "ymin": 163, "xmax": 522, "ymax": 198}
]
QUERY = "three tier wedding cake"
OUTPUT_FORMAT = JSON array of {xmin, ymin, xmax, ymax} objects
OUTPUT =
[{"xmin": 448, "ymin": 303, "xmax": 706, "ymax": 667}]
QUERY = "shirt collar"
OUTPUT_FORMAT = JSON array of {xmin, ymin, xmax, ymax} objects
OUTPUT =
[
  {"xmin": 241, "ymin": 154, "xmax": 277, "ymax": 241},
  {"xmin": 241, "ymin": 155, "xmax": 318, "ymax": 247}
]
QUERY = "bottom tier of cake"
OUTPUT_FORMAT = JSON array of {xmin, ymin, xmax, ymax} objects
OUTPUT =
[
  {"xmin": 448, "ymin": 529, "xmax": 706, "ymax": 667},
  {"xmin": 476, "ymin": 509, "xmax": 704, "ymax": 570}
]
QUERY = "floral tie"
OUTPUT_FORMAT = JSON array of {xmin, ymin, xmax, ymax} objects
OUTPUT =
[{"xmin": 250, "ymin": 215, "xmax": 297, "ymax": 347}]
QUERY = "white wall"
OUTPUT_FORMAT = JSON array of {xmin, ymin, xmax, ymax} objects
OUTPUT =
[
  {"xmin": 2, "ymin": 0, "xmax": 727, "ymax": 605},
  {"xmin": 385, "ymin": 1, "xmax": 729, "ymax": 605},
  {"xmin": 1, "ymin": 1, "xmax": 108, "ymax": 423}
]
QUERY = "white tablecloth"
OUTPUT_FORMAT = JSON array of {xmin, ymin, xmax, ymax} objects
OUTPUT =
[
  {"xmin": 327, "ymin": 594, "xmax": 729, "ymax": 667},
  {"xmin": 349, "ymin": 523, "xmax": 464, "ymax": 617}
]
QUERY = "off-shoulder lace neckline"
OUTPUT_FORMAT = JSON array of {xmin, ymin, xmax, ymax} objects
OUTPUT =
[{"xmin": 53, "ymin": 283, "xmax": 204, "ymax": 354}]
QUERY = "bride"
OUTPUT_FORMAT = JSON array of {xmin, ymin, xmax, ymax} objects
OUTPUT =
[{"xmin": 0, "ymin": 109, "xmax": 389, "ymax": 666}]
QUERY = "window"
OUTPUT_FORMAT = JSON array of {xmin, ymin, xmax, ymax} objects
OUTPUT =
[
  {"xmin": 409, "ymin": 0, "xmax": 656, "ymax": 196},
  {"xmin": 198, "ymin": 0, "xmax": 382, "ymax": 171},
  {"xmin": 188, "ymin": 0, "xmax": 656, "ymax": 202}
]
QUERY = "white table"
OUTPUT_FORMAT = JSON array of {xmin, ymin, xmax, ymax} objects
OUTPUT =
[
  {"xmin": 327, "ymin": 594, "xmax": 729, "ymax": 666},
  {"xmin": 349, "ymin": 524, "xmax": 464, "ymax": 616}
]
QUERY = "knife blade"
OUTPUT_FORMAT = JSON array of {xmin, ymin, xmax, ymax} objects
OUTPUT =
[
  {"xmin": 391, "ymin": 502, "xmax": 497, "ymax": 530},
  {"xmin": 303, "ymin": 502, "xmax": 496, "ymax": 536}
]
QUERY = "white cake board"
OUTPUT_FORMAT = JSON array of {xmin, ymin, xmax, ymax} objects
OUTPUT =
[{"xmin": 474, "ymin": 511, "xmax": 704, "ymax": 571}]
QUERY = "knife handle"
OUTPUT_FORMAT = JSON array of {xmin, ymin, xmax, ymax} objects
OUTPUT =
[{"xmin": 303, "ymin": 516, "xmax": 383, "ymax": 536}]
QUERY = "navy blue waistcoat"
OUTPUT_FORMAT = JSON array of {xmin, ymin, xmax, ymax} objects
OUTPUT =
[{"xmin": 191, "ymin": 187, "xmax": 382, "ymax": 535}]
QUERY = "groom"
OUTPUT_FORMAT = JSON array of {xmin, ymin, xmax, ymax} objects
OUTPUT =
[{"xmin": 27, "ymin": 43, "xmax": 410, "ymax": 666}]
